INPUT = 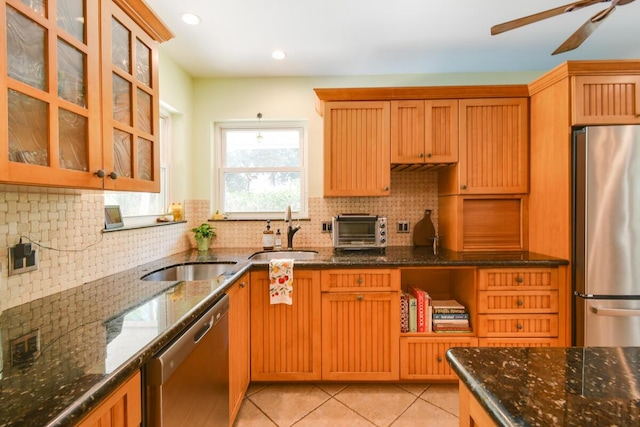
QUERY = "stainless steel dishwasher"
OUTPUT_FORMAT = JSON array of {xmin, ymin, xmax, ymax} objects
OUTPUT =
[{"xmin": 145, "ymin": 294, "xmax": 230, "ymax": 426}]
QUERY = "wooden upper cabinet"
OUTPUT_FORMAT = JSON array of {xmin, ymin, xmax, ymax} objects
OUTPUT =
[
  {"xmin": 0, "ymin": 0, "xmax": 103, "ymax": 188},
  {"xmin": 323, "ymin": 101, "xmax": 391, "ymax": 196},
  {"xmin": 0, "ymin": 0, "xmax": 171, "ymax": 191},
  {"xmin": 572, "ymin": 75, "xmax": 640, "ymax": 125},
  {"xmin": 101, "ymin": 1, "xmax": 160, "ymax": 192},
  {"xmin": 440, "ymin": 98, "xmax": 528, "ymax": 195},
  {"xmin": 391, "ymin": 100, "xmax": 458, "ymax": 164}
]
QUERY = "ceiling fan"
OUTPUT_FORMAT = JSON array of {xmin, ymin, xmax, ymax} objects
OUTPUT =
[{"xmin": 491, "ymin": 0, "xmax": 635, "ymax": 55}]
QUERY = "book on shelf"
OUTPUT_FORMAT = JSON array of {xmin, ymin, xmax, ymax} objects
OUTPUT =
[
  {"xmin": 432, "ymin": 322, "xmax": 472, "ymax": 332},
  {"xmin": 408, "ymin": 286, "xmax": 431, "ymax": 332},
  {"xmin": 431, "ymin": 299, "xmax": 466, "ymax": 314},
  {"xmin": 408, "ymin": 294, "xmax": 417, "ymax": 332},
  {"xmin": 432, "ymin": 318, "xmax": 469, "ymax": 325},
  {"xmin": 400, "ymin": 292, "xmax": 409, "ymax": 333},
  {"xmin": 432, "ymin": 313, "xmax": 469, "ymax": 320}
]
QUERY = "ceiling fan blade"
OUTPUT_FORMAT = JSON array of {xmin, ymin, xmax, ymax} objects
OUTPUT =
[
  {"xmin": 491, "ymin": 0, "xmax": 607, "ymax": 35},
  {"xmin": 552, "ymin": 3, "xmax": 618, "ymax": 54}
]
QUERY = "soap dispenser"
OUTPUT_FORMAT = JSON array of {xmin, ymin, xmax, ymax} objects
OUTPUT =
[
  {"xmin": 275, "ymin": 229, "xmax": 282, "ymax": 250},
  {"xmin": 262, "ymin": 220, "xmax": 275, "ymax": 250}
]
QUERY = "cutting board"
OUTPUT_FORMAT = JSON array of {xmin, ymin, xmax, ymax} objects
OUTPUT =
[{"xmin": 413, "ymin": 209, "xmax": 435, "ymax": 246}]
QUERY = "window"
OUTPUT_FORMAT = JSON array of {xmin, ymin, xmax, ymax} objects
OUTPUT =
[
  {"xmin": 216, "ymin": 120, "xmax": 308, "ymax": 219},
  {"xmin": 104, "ymin": 111, "xmax": 171, "ymax": 222}
]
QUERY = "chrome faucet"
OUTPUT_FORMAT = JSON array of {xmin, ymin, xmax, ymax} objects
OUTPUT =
[{"xmin": 285, "ymin": 205, "xmax": 301, "ymax": 249}]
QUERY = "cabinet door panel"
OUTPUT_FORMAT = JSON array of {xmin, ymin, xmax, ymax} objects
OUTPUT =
[
  {"xmin": 478, "ymin": 268, "xmax": 558, "ymax": 291},
  {"xmin": 478, "ymin": 290, "xmax": 558, "ymax": 313},
  {"xmin": 400, "ymin": 337, "xmax": 477, "ymax": 380},
  {"xmin": 323, "ymin": 101, "xmax": 390, "ymax": 196},
  {"xmin": 391, "ymin": 100, "xmax": 424, "ymax": 163},
  {"xmin": 228, "ymin": 274, "xmax": 250, "ymax": 424},
  {"xmin": 321, "ymin": 292, "xmax": 399, "ymax": 381},
  {"xmin": 458, "ymin": 98, "xmax": 528, "ymax": 194},
  {"xmin": 477, "ymin": 314, "xmax": 558, "ymax": 337},
  {"xmin": 425, "ymin": 99, "xmax": 458, "ymax": 162},
  {"xmin": 572, "ymin": 75, "xmax": 640, "ymax": 125},
  {"xmin": 250, "ymin": 270, "xmax": 321, "ymax": 381}
]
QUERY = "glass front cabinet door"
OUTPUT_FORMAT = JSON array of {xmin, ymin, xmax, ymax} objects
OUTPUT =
[
  {"xmin": 0, "ymin": 0, "xmax": 170, "ymax": 191},
  {"xmin": 1, "ymin": 0, "xmax": 103, "ymax": 188}
]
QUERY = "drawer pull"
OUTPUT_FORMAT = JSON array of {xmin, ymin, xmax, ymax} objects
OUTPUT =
[
  {"xmin": 515, "ymin": 276, "xmax": 524, "ymax": 283},
  {"xmin": 437, "ymin": 356, "xmax": 443, "ymax": 363},
  {"xmin": 240, "ymin": 282, "xmax": 246, "ymax": 288},
  {"xmin": 517, "ymin": 299, "xmax": 524, "ymax": 306},
  {"xmin": 357, "ymin": 295, "xmax": 364, "ymax": 301},
  {"xmin": 516, "ymin": 323, "xmax": 523, "ymax": 330},
  {"xmin": 357, "ymin": 277, "xmax": 363, "ymax": 285}
]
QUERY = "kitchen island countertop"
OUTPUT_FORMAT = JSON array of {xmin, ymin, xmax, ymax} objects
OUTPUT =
[
  {"xmin": 0, "ymin": 247, "xmax": 567, "ymax": 426},
  {"xmin": 446, "ymin": 346, "xmax": 640, "ymax": 427}
]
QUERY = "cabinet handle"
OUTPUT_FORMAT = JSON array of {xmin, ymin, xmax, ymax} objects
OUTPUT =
[
  {"xmin": 357, "ymin": 277, "xmax": 363, "ymax": 285},
  {"xmin": 461, "ymin": 184, "xmax": 467, "ymax": 190},
  {"xmin": 516, "ymin": 276, "xmax": 524, "ymax": 283},
  {"xmin": 108, "ymin": 171, "xmax": 118, "ymax": 180},
  {"xmin": 240, "ymin": 282, "xmax": 246, "ymax": 288},
  {"xmin": 516, "ymin": 323, "xmax": 523, "ymax": 330},
  {"xmin": 437, "ymin": 356, "xmax": 443, "ymax": 363},
  {"xmin": 383, "ymin": 186, "xmax": 389, "ymax": 191},
  {"xmin": 95, "ymin": 169, "xmax": 106, "ymax": 178},
  {"xmin": 517, "ymin": 299, "xmax": 524, "ymax": 306},
  {"xmin": 418, "ymin": 153, "xmax": 424, "ymax": 158},
  {"xmin": 426, "ymin": 153, "xmax": 432, "ymax": 158},
  {"xmin": 357, "ymin": 295, "xmax": 364, "ymax": 301}
]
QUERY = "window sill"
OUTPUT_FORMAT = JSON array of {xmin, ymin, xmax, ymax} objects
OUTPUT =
[{"xmin": 102, "ymin": 220, "xmax": 187, "ymax": 233}]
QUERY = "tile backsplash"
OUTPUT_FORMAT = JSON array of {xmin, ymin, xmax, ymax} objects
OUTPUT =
[{"xmin": 0, "ymin": 170, "xmax": 438, "ymax": 310}]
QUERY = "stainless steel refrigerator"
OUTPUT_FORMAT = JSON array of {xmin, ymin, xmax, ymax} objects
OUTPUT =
[{"xmin": 573, "ymin": 125, "xmax": 640, "ymax": 347}]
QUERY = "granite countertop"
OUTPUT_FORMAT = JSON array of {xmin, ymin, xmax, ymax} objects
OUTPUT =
[
  {"xmin": 0, "ymin": 247, "xmax": 567, "ymax": 426},
  {"xmin": 446, "ymin": 347, "xmax": 640, "ymax": 427}
]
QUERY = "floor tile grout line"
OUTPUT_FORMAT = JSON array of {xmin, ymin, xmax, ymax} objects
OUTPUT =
[{"xmin": 387, "ymin": 394, "xmax": 421, "ymax": 427}]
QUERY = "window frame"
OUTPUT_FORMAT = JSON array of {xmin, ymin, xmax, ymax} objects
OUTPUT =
[{"xmin": 214, "ymin": 119, "xmax": 309, "ymax": 220}]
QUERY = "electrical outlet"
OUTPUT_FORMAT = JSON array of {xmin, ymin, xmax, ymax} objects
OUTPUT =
[
  {"xmin": 8, "ymin": 244, "xmax": 38, "ymax": 276},
  {"xmin": 397, "ymin": 221, "xmax": 410, "ymax": 233},
  {"xmin": 321, "ymin": 221, "xmax": 332, "ymax": 233}
]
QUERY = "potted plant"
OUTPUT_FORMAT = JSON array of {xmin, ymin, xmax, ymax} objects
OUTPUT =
[{"xmin": 192, "ymin": 223, "xmax": 216, "ymax": 251}]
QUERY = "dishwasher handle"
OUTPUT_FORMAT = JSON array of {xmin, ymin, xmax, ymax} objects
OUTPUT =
[
  {"xmin": 590, "ymin": 305, "xmax": 640, "ymax": 317},
  {"xmin": 146, "ymin": 294, "xmax": 230, "ymax": 386}
]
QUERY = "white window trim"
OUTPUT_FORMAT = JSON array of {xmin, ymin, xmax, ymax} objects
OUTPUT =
[{"xmin": 213, "ymin": 119, "xmax": 309, "ymax": 220}]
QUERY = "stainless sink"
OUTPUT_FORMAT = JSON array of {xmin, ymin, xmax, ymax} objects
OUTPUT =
[
  {"xmin": 141, "ymin": 262, "xmax": 237, "ymax": 281},
  {"xmin": 248, "ymin": 250, "xmax": 319, "ymax": 261}
]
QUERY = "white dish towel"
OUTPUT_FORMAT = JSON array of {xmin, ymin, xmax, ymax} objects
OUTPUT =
[{"xmin": 269, "ymin": 259, "xmax": 294, "ymax": 305}]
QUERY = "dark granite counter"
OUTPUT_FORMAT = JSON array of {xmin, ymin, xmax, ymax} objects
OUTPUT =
[
  {"xmin": 446, "ymin": 346, "xmax": 640, "ymax": 427},
  {"xmin": 0, "ymin": 247, "xmax": 567, "ymax": 426}
]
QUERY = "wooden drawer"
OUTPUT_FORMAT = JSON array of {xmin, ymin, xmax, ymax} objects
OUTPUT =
[
  {"xmin": 400, "ymin": 336, "xmax": 478, "ymax": 380},
  {"xmin": 320, "ymin": 269, "xmax": 400, "ymax": 292},
  {"xmin": 478, "ymin": 268, "xmax": 557, "ymax": 291},
  {"xmin": 477, "ymin": 314, "xmax": 558, "ymax": 337},
  {"xmin": 478, "ymin": 338, "xmax": 559, "ymax": 348},
  {"xmin": 478, "ymin": 290, "xmax": 558, "ymax": 313}
]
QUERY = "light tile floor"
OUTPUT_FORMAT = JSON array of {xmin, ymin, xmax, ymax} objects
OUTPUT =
[{"xmin": 233, "ymin": 382, "xmax": 459, "ymax": 427}]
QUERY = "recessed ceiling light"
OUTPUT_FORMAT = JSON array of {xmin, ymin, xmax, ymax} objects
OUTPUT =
[
  {"xmin": 272, "ymin": 50, "xmax": 287, "ymax": 60},
  {"xmin": 181, "ymin": 12, "xmax": 201, "ymax": 25}
]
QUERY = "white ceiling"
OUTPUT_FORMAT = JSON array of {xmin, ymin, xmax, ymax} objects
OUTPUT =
[{"xmin": 144, "ymin": 0, "xmax": 640, "ymax": 78}]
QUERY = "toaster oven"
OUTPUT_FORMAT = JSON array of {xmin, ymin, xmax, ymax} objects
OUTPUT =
[{"xmin": 332, "ymin": 214, "xmax": 387, "ymax": 250}]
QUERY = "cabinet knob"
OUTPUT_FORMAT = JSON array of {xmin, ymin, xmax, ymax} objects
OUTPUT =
[
  {"xmin": 517, "ymin": 299, "xmax": 524, "ymax": 306},
  {"xmin": 383, "ymin": 186, "xmax": 389, "ymax": 191},
  {"xmin": 516, "ymin": 276, "xmax": 524, "ymax": 283},
  {"xmin": 357, "ymin": 277, "xmax": 363, "ymax": 285},
  {"xmin": 426, "ymin": 153, "xmax": 432, "ymax": 158},
  {"xmin": 418, "ymin": 153, "xmax": 424, "ymax": 158},
  {"xmin": 461, "ymin": 184, "xmax": 467, "ymax": 190},
  {"xmin": 240, "ymin": 282, "xmax": 246, "ymax": 288},
  {"xmin": 516, "ymin": 323, "xmax": 523, "ymax": 330},
  {"xmin": 437, "ymin": 356, "xmax": 443, "ymax": 363},
  {"xmin": 95, "ymin": 169, "xmax": 106, "ymax": 178},
  {"xmin": 357, "ymin": 295, "xmax": 364, "ymax": 301},
  {"xmin": 108, "ymin": 171, "xmax": 118, "ymax": 180}
]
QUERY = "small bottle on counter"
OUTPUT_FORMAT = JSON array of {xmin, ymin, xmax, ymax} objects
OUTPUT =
[
  {"xmin": 262, "ymin": 220, "xmax": 274, "ymax": 250},
  {"xmin": 275, "ymin": 229, "xmax": 282, "ymax": 249}
]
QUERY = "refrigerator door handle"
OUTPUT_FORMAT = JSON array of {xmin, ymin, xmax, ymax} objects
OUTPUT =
[{"xmin": 590, "ymin": 305, "xmax": 640, "ymax": 317}]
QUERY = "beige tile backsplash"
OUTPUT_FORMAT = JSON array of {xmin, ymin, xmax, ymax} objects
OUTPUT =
[{"xmin": 0, "ymin": 171, "xmax": 437, "ymax": 310}]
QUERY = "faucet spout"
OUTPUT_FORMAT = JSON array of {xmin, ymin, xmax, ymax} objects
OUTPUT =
[{"xmin": 285, "ymin": 205, "xmax": 300, "ymax": 249}]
